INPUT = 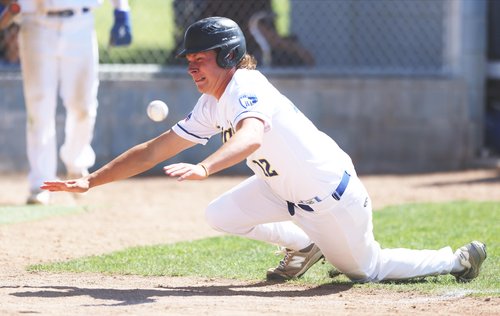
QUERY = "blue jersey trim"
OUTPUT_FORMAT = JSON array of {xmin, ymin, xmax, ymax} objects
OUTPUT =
[
  {"xmin": 175, "ymin": 123, "xmax": 210, "ymax": 141},
  {"xmin": 233, "ymin": 110, "xmax": 267, "ymax": 127},
  {"xmin": 234, "ymin": 110, "xmax": 252, "ymax": 123}
]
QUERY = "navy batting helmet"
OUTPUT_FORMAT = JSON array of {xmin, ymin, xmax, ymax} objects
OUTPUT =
[{"xmin": 177, "ymin": 17, "xmax": 247, "ymax": 68}]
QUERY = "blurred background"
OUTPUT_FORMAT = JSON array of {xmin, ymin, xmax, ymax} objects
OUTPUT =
[{"xmin": 0, "ymin": 0, "xmax": 498, "ymax": 175}]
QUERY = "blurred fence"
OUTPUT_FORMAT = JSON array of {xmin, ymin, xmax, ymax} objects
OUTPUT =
[
  {"xmin": 101, "ymin": 0, "xmax": 451, "ymax": 75},
  {"xmin": 0, "ymin": 0, "xmax": 490, "ymax": 173},
  {"xmin": 0, "ymin": 0, "xmax": 453, "ymax": 76}
]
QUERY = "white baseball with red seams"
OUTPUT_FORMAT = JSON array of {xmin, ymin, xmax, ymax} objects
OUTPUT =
[{"xmin": 147, "ymin": 100, "xmax": 169, "ymax": 122}]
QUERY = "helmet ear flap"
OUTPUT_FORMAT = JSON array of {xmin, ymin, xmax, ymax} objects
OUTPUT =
[{"xmin": 217, "ymin": 45, "xmax": 240, "ymax": 68}]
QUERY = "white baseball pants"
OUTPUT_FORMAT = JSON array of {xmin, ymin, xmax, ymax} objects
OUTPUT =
[
  {"xmin": 18, "ymin": 11, "xmax": 98, "ymax": 191},
  {"xmin": 205, "ymin": 175, "xmax": 456, "ymax": 282}
]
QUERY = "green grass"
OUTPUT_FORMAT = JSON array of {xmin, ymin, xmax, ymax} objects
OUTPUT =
[
  {"xmin": 30, "ymin": 236, "xmax": 277, "ymax": 279},
  {"xmin": 93, "ymin": 0, "xmax": 291, "ymax": 64},
  {"xmin": 366, "ymin": 201, "xmax": 499, "ymax": 295},
  {"xmin": 272, "ymin": 0, "xmax": 291, "ymax": 37},
  {"xmin": 0, "ymin": 205, "xmax": 84, "ymax": 225},
  {"xmin": 94, "ymin": 0, "xmax": 175, "ymax": 64},
  {"xmin": 28, "ymin": 201, "xmax": 499, "ymax": 295}
]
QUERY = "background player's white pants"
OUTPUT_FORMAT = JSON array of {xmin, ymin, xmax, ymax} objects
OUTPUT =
[
  {"xmin": 18, "ymin": 12, "xmax": 98, "ymax": 191},
  {"xmin": 205, "ymin": 175, "xmax": 456, "ymax": 282}
]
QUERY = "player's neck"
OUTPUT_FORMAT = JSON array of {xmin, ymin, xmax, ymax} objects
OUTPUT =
[{"xmin": 213, "ymin": 69, "xmax": 236, "ymax": 100}]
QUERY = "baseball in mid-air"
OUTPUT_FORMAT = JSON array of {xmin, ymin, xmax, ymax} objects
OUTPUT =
[{"xmin": 147, "ymin": 100, "xmax": 169, "ymax": 122}]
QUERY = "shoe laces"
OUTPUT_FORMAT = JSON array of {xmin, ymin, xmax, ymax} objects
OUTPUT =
[
  {"xmin": 456, "ymin": 247, "xmax": 472, "ymax": 270},
  {"xmin": 275, "ymin": 247, "xmax": 294, "ymax": 268}
]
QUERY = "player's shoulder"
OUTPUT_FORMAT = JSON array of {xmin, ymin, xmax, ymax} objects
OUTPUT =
[
  {"xmin": 226, "ymin": 69, "xmax": 265, "ymax": 96},
  {"xmin": 233, "ymin": 68, "xmax": 266, "ymax": 83}
]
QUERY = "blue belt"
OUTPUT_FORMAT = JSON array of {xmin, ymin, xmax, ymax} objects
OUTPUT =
[
  {"xmin": 287, "ymin": 171, "xmax": 351, "ymax": 216},
  {"xmin": 47, "ymin": 8, "xmax": 90, "ymax": 17}
]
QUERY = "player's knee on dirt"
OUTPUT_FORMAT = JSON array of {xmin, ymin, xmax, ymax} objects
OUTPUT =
[
  {"xmin": 205, "ymin": 201, "xmax": 239, "ymax": 233},
  {"xmin": 346, "ymin": 273, "xmax": 372, "ymax": 283},
  {"xmin": 205, "ymin": 200, "xmax": 254, "ymax": 235},
  {"xmin": 327, "ymin": 260, "xmax": 373, "ymax": 283},
  {"xmin": 205, "ymin": 201, "xmax": 228, "ymax": 232}
]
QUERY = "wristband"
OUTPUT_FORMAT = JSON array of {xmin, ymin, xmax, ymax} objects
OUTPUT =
[{"xmin": 198, "ymin": 163, "xmax": 209, "ymax": 177}]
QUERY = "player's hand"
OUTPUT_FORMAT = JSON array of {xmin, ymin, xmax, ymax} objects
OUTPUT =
[
  {"xmin": 109, "ymin": 9, "xmax": 132, "ymax": 46},
  {"xmin": 163, "ymin": 163, "xmax": 208, "ymax": 181},
  {"xmin": 40, "ymin": 178, "xmax": 90, "ymax": 193}
]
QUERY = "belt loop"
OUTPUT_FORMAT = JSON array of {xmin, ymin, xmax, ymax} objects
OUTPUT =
[
  {"xmin": 332, "ymin": 191, "xmax": 341, "ymax": 201},
  {"xmin": 297, "ymin": 203, "xmax": 314, "ymax": 212},
  {"xmin": 332, "ymin": 171, "xmax": 351, "ymax": 201},
  {"xmin": 286, "ymin": 201, "xmax": 315, "ymax": 216},
  {"xmin": 286, "ymin": 201, "xmax": 295, "ymax": 216}
]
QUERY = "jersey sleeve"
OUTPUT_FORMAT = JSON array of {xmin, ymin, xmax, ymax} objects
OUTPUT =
[
  {"xmin": 231, "ymin": 93, "xmax": 273, "ymax": 132},
  {"xmin": 172, "ymin": 95, "xmax": 220, "ymax": 145}
]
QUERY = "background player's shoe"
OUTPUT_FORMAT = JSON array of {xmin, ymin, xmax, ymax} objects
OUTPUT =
[
  {"xmin": 26, "ymin": 189, "xmax": 50, "ymax": 205},
  {"xmin": 266, "ymin": 243, "xmax": 323, "ymax": 281},
  {"xmin": 451, "ymin": 241, "xmax": 487, "ymax": 283}
]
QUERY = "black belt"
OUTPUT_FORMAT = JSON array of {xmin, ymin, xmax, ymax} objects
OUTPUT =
[
  {"xmin": 47, "ymin": 8, "xmax": 90, "ymax": 17},
  {"xmin": 287, "ymin": 171, "xmax": 351, "ymax": 216}
]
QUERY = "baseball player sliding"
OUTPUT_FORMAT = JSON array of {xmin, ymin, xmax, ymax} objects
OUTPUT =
[
  {"xmin": 14, "ymin": 0, "xmax": 132, "ymax": 205},
  {"xmin": 42, "ymin": 17, "xmax": 486, "ymax": 283}
]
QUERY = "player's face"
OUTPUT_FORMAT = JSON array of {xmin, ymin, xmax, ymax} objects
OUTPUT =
[{"xmin": 186, "ymin": 50, "xmax": 234, "ymax": 99}]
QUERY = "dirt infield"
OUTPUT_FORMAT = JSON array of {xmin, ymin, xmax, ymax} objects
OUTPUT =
[{"xmin": 0, "ymin": 169, "xmax": 499, "ymax": 315}]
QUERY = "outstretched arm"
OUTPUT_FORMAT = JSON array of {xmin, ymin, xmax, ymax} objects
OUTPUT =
[
  {"xmin": 41, "ymin": 130, "xmax": 195, "ymax": 192},
  {"xmin": 164, "ymin": 117, "xmax": 264, "ymax": 180}
]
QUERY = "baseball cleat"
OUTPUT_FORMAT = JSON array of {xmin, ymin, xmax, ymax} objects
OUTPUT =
[
  {"xmin": 451, "ymin": 241, "xmax": 487, "ymax": 283},
  {"xmin": 266, "ymin": 243, "xmax": 323, "ymax": 281},
  {"xmin": 26, "ymin": 190, "xmax": 50, "ymax": 205}
]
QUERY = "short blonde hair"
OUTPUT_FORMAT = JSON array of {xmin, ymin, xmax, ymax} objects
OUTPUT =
[{"xmin": 237, "ymin": 53, "xmax": 257, "ymax": 70}]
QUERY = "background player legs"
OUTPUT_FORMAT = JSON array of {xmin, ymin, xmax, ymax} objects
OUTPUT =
[
  {"xmin": 58, "ymin": 13, "xmax": 98, "ymax": 177},
  {"xmin": 18, "ymin": 16, "xmax": 60, "ymax": 194}
]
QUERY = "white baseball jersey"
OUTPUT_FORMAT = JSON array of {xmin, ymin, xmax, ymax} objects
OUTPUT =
[
  {"xmin": 175, "ymin": 68, "xmax": 457, "ymax": 283},
  {"xmin": 173, "ymin": 69, "xmax": 355, "ymax": 203}
]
